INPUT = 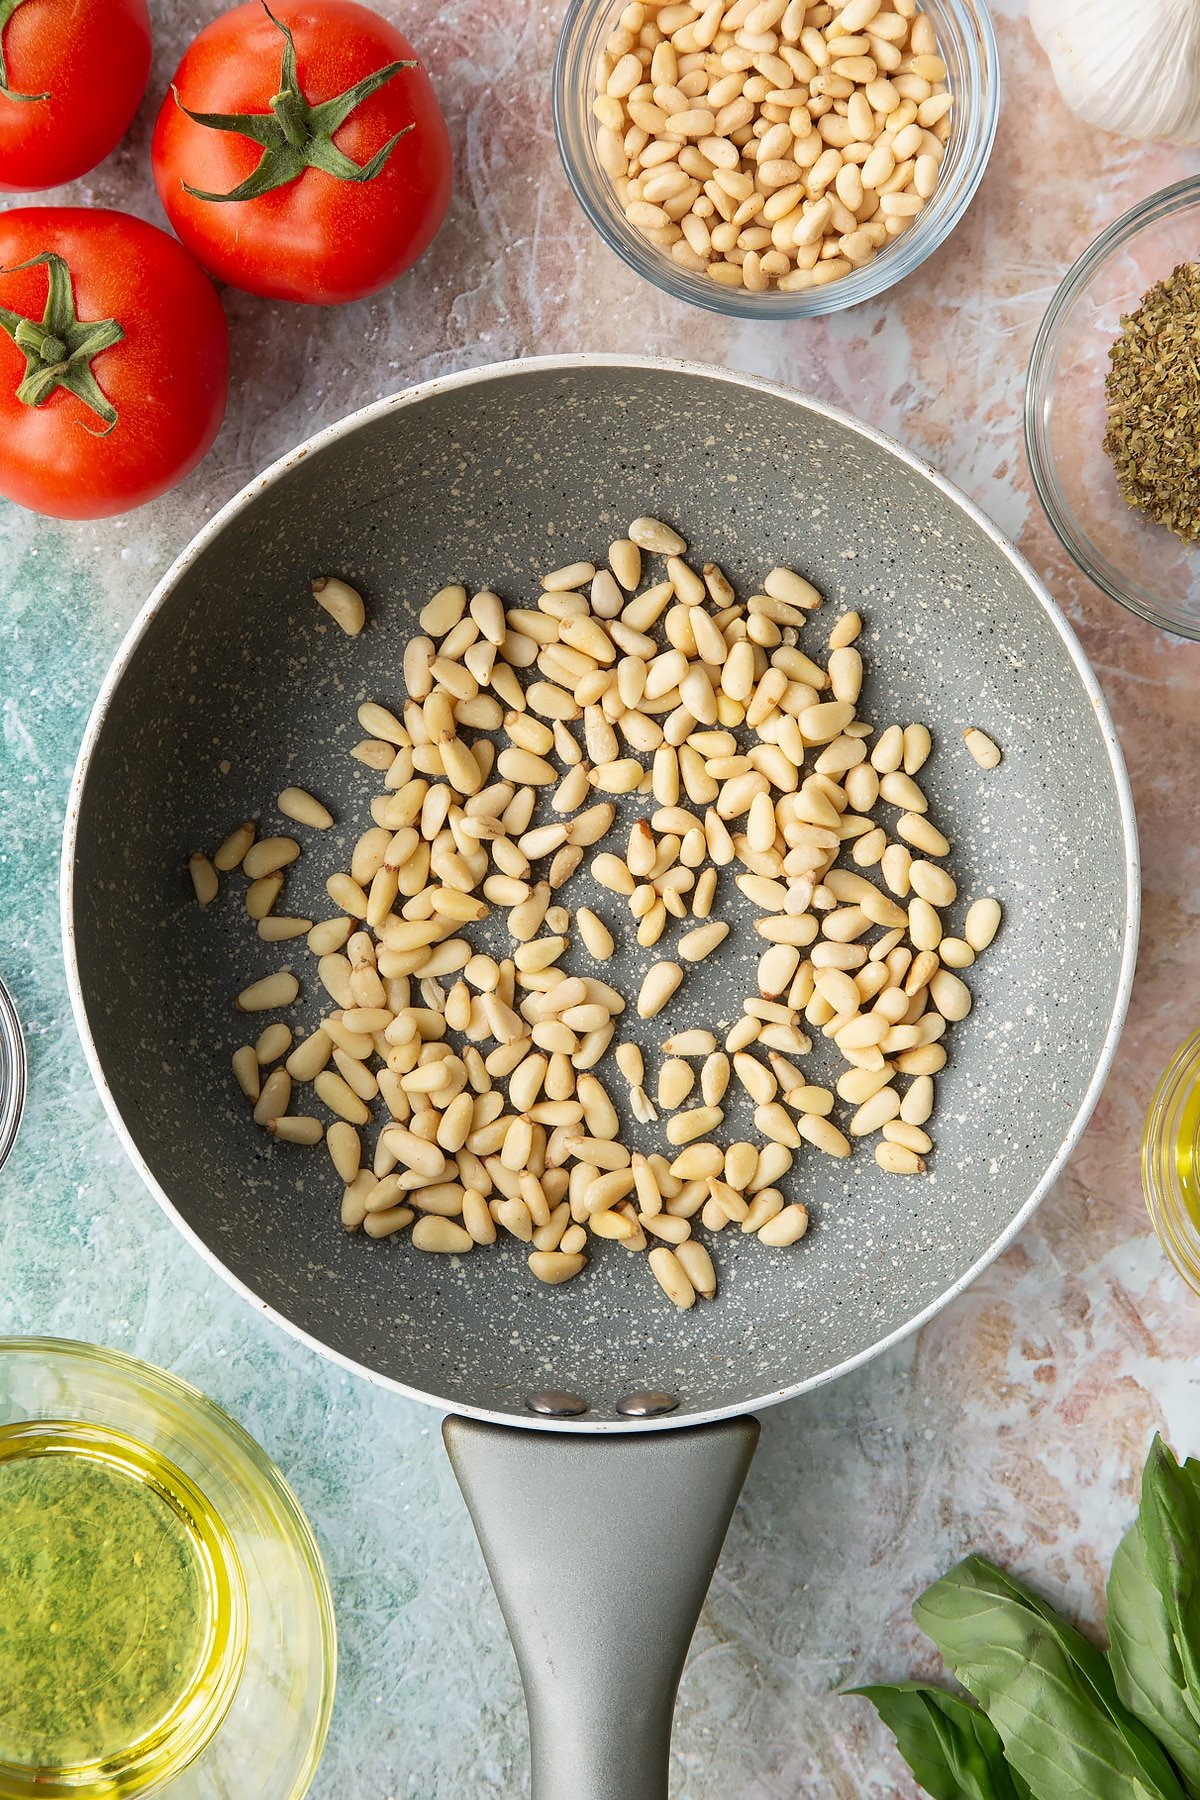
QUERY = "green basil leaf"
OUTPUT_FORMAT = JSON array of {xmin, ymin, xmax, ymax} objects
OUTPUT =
[
  {"xmin": 852, "ymin": 1681, "xmax": 1034, "ymax": 1800},
  {"xmin": 1108, "ymin": 1434, "xmax": 1200, "ymax": 1796},
  {"xmin": 1142, "ymin": 1436, "xmax": 1200, "ymax": 1723},
  {"xmin": 914, "ymin": 1555, "xmax": 1189, "ymax": 1800}
]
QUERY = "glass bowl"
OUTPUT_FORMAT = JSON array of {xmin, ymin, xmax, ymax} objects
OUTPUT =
[
  {"xmin": 1026, "ymin": 177, "xmax": 1200, "ymax": 640},
  {"xmin": 1143, "ymin": 1027, "xmax": 1200, "ymax": 1296},
  {"xmin": 552, "ymin": 0, "xmax": 999, "ymax": 319},
  {"xmin": 0, "ymin": 1340, "xmax": 335, "ymax": 1800}
]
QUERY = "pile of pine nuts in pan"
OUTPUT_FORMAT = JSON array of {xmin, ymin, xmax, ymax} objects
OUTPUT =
[
  {"xmin": 188, "ymin": 520, "xmax": 1003, "ymax": 1313},
  {"xmin": 592, "ymin": 0, "xmax": 953, "ymax": 293}
]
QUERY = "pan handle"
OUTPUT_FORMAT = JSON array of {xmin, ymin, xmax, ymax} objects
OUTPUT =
[{"xmin": 444, "ymin": 1413, "xmax": 759, "ymax": 1800}]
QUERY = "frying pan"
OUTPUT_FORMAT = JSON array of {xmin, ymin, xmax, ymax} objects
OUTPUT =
[{"xmin": 62, "ymin": 356, "xmax": 1138, "ymax": 1797}]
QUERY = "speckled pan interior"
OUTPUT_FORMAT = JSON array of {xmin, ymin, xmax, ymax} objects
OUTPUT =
[{"xmin": 66, "ymin": 360, "xmax": 1137, "ymax": 1429}]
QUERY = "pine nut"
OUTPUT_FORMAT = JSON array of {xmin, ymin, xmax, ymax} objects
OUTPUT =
[
  {"xmin": 875, "ymin": 1141, "xmax": 925, "ymax": 1174},
  {"xmin": 638, "ymin": 960, "xmax": 684, "ymax": 1018},
  {"xmin": 798, "ymin": 1114, "xmax": 851, "ymax": 1157},
  {"xmin": 312, "ymin": 575, "xmax": 365, "ymax": 635},
  {"xmin": 658, "ymin": 1058, "xmax": 695, "ymax": 1110},
  {"xmin": 883, "ymin": 1120, "xmax": 932, "ymax": 1154},
  {"xmin": 530, "ymin": 1249, "xmax": 587, "ymax": 1283},
  {"xmin": 214, "ymin": 820, "xmax": 255, "ymax": 872},
  {"xmin": 412, "ymin": 1216, "xmax": 473, "ymax": 1252},
  {"xmin": 237, "ymin": 970, "xmax": 299, "ymax": 1012},
  {"xmin": 243, "ymin": 836, "xmax": 301, "ymax": 880},
  {"xmin": 741, "ymin": 1188, "xmax": 784, "ymax": 1232},
  {"xmin": 188, "ymin": 852, "xmax": 218, "ymax": 905},
  {"xmin": 964, "ymin": 897, "xmax": 1001, "ymax": 951},
  {"xmin": 757, "ymin": 1202, "xmax": 809, "ymax": 1245},
  {"xmin": 938, "ymin": 937, "xmax": 974, "ymax": 969},
  {"xmin": 278, "ymin": 787, "xmax": 334, "ymax": 830},
  {"xmin": 629, "ymin": 516, "xmax": 687, "ymax": 555},
  {"xmin": 232, "ymin": 1045, "xmax": 260, "ymax": 1101},
  {"xmin": 216, "ymin": 514, "xmax": 1004, "ymax": 1318},
  {"xmin": 930, "ymin": 967, "xmax": 971, "ymax": 1021},
  {"xmin": 899, "ymin": 1073, "xmax": 934, "ymax": 1124},
  {"xmin": 849, "ymin": 1085, "xmax": 901, "ymax": 1135},
  {"xmin": 648, "ymin": 1245, "xmax": 696, "ymax": 1308},
  {"xmin": 897, "ymin": 813, "xmax": 949, "ymax": 857},
  {"xmin": 667, "ymin": 1104, "xmax": 724, "ymax": 1144},
  {"xmin": 909, "ymin": 860, "xmax": 956, "ymax": 906},
  {"xmin": 879, "ymin": 770, "xmax": 927, "ymax": 812}
]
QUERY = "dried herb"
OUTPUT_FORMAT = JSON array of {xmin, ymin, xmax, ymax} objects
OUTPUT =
[{"xmin": 1104, "ymin": 261, "xmax": 1200, "ymax": 543}]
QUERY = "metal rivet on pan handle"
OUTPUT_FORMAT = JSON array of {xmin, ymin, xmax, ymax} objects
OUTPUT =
[
  {"xmin": 0, "ymin": 977, "xmax": 26, "ymax": 1175},
  {"xmin": 616, "ymin": 1390, "xmax": 680, "ymax": 1418},
  {"xmin": 524, "ymin": 1390, "xmax": 588, "ymax": 1417}
]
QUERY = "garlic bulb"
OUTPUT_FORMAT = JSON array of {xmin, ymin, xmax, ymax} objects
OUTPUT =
[{"xmin": 1030, "ymin": 0, "xmax": 1200, "ymax": 145}]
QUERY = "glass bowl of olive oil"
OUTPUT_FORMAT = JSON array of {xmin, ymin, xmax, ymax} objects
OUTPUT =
[
  {"xmin": 1143, "ymin": 1028, "xmax": 1200, "ymax": 1294},
  {"xmin": 1026, "ymin": 176, "xmax": 1200, "ymax": 641},
  {"xmin": 0, "ymin": 1340, "xmax": 335, "ymax": 1800}
]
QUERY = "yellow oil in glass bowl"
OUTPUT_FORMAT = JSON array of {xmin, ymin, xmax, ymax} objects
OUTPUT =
[
  {"xmin": 0, "ymin": 1422, "xmax": 246, "ymax": 1797},
  {"xmin": 0, "ymin": 1341, "xmax": 335, "ymax": 1800},
  {"xmin": 1143, "ymin": 1027, "xmax": 1200, "ymax": 1289}
]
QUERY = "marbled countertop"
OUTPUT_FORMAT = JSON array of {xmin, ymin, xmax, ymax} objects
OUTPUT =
[{"xmin": 2, "ymin": 1, "xmax": 1199, "ymax": 1793}]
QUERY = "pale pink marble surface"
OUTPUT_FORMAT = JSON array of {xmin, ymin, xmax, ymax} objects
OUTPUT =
[{"xmin": 3, "ymin": 0, "xmax": 1200, "ymax": 1793}]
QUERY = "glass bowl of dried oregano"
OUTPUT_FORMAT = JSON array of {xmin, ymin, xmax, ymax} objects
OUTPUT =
[{"xmin": 1025, "ymin": 176, "xmax": 1200, "ymax": 640}]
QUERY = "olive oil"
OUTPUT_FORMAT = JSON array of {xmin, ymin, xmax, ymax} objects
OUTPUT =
[
  {"xmin": 0, "ymin": 1421, "xmax": 247, "ymax": 1796},
  {"xmin": 1178, "ymin": 1076, "xmax": 1200, "ymax": 1228}
]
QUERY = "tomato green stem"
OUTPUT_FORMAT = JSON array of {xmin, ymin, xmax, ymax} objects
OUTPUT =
[
  {"xmin": 173, "ymin": 3, "xmax": 417, "ymax": 204},
  {"xmin": 0, "ymin": 0, "xmax": 49, "ymax": 102},
  {"xmin": 0, "ymin": 254, "xmax": 124, "ymax": 434}
]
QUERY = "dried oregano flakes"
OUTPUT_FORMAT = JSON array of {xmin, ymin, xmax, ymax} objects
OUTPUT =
[{"xmin": 1104, "ymin": 261, "xmax": 1200, "ymax": 544}]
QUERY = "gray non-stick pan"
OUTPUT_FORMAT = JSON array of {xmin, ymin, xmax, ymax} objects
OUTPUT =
[{"xmin": 63, "ymin": 357, "xmax": 1138, "ymax": 1798}]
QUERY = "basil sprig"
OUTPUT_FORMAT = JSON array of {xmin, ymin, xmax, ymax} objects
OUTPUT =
[
  {"xmin": 1109, "ymin": 1437, "xmax": 1200, "ymax": 1797},
  {"xmin": 915, "ymin": 1557, "xmax": 1187, "ymax": 1800},
  {"xmin": 856, "ymin": 1435, "xmax": 1200, "ymax": 1800},
  {"xmin": 850, "ymin": 1682, "xmax": 1033, "ymax": 1800}
]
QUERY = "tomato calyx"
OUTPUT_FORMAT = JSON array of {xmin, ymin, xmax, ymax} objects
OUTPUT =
[
  {"xmin": 172, "ymin": 3, "xmax": 418, "ymax": 203},
  {"xmin": 0, "ymin": 252, "xmax": 124, "ymax": 433},
  {"xmin": 0, "ymin": 0, "xmax": 49, "ymax": 103}
]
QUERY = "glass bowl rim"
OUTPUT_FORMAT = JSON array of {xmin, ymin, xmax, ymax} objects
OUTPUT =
[
  {"xmin": 551, "ymin": 0, "xmax": 1001, "ymax": 320},
  {"xmin": 0, "ymin": 1336, "xmax": 337, "ymax": 1800},
  {"xmin": 1024, "ymin": 173, "xmax": 1200, "ymax": 641},
  {"xmin": 1142, "ymin": 1024, "xmax": 1200, "ymax": 1295}
]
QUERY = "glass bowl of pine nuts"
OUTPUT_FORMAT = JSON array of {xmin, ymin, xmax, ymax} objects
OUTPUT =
[{"xmin": 553, "ymin": 0, "xmax": 999, "ymax": 316}]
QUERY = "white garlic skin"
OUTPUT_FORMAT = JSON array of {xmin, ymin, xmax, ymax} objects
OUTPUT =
[{"xmin": 1030, "ymin": 0, "xmax": 1200, "ymax": 145}]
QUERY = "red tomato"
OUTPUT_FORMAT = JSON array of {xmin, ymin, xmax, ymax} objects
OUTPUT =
[
  {"xmin": 0, "ymin": 0, "xmax": 152, "ymax": 191},
  {"xmin": 0, "ymin": 209, "xmax": 228, "ymax": 519},
  {"xmin": 152, "ymin": 0, "xmax": 452, "ymax": 306}
]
